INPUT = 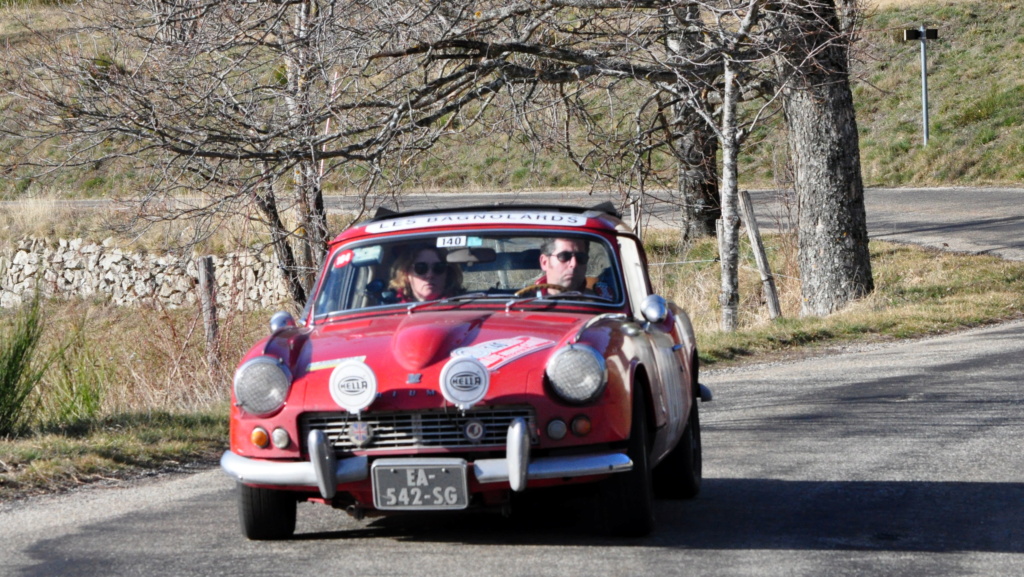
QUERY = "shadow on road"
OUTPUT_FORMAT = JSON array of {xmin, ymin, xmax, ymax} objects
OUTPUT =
[
  {"xmin": 290, "ymin": 478, "xmax": 1023, "ymax": 553},
  {"xmin": 656, "ymin": 478, "xmax": 1023, "ymax": 552}
]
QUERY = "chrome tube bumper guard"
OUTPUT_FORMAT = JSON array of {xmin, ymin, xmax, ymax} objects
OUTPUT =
[{"xmin": 220, "ymin": 418, "xmax": 633, "ymax": 500}]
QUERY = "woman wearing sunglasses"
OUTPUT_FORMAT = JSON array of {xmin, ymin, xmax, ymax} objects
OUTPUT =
[{"xmin": 389, "ymin": 245, "xmax": 463, "ymax": 302}]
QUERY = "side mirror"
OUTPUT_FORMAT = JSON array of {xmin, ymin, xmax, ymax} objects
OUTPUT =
[
  {"xmin": 640, "ymin": 294, "xmax": 668, "ymax": 324},
  {"xmin": 269, "ymin": 311, "xmax": 296, "ymax": 333}
]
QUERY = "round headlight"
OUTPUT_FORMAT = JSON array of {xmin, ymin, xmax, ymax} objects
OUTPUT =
[
  {"xmin": 233, "ymin": 356, "xmax": 292, "ymax": 416},
  {"xmin": 545, "ymin": 344, "xmax": 607, "ymax": 404}
]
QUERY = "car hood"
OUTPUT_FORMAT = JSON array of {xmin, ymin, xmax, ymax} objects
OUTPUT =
[{"xmin": 299, "ymin": 309, "xmax": 590, "ymax": 377}]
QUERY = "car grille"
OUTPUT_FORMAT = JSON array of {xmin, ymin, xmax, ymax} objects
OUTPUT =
[{"xmin": 301, "ymin": 406, "xmax": 537, "ymax": 453}]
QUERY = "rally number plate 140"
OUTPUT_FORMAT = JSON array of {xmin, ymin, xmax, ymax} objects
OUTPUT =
[{"xmin": 371, "ymin": 458, "xmax": 469, "ymax": 511}]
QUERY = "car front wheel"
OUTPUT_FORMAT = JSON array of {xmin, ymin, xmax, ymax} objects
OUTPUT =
[
  {"xmin": 598, "ymin": 384, "xmax": 655, "ymax": 537},
  {"xmin": 238, "ymin": 483, "xmax": 297, "ymax": 540},
  {"xmin": 653, "ymin": 401, "xmax": 702, "ymax": 499}
]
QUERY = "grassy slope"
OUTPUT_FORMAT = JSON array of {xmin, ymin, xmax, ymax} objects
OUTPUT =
[
  {"xmin": 853, "ymin": 0, "xmax": 1024, "ymax": 185},
  {"xmin": 2, "ymin": 1, "xmax": 1022, "ymax": 195}
]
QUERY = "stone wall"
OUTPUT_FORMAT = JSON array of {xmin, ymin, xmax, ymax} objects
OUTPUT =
[{"xmin": 0, "ymin": 238, "xmax": 290, "ymax": 310}]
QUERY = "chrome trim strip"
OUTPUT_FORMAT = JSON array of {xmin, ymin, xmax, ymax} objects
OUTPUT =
[
  {"xmin": 473, "ymin": 452, "xmax": 633, "ymax": 484},
  {"xmin": 221, "ymin": 450, "xmax": 631, "ymax": 491},
  {"xmin": 220, "ymin": 451, "xmax": 368, "ymax": 488}
]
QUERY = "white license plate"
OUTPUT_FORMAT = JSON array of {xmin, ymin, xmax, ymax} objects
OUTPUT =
[{"xmin": 371, "ymin": 458, "xmax": 469, "ymax": 511}]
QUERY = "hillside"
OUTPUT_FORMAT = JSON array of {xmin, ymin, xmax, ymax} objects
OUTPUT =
[
  {"xmin": 0, "ymin": 0, "xmax": 1021, "ymax": 197},
  {"xmin": 854, "ymin": 0, "xmax": 1024, "ymax": 185}
]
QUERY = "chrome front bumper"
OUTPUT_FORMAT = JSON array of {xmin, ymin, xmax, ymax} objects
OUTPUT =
[{"xmin": 220, "ymin": 417, "xmax": 633, "ymax": 500}]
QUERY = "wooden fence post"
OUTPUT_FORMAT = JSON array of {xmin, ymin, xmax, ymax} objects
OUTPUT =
[
  {"xmin": 197, "ymin": 256, "xmax": 221, "ymax": 376},
  {"xmin": 738, "ymin": 190, "xmax": 782, "ymax": 319}
]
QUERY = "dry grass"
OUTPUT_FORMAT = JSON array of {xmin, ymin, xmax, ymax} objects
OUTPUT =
[
  {"xmin": 646, "ymin": 227, "xmax": 804, "ymax": 334},
  {"xmin": 0, "ymin": 193, "xmax": 355, "ymax": 255},
  {"xmin": 0, "ymin": 197, "xmax": 104, "ymax": 244},
  {"xmin": 35, "ymin": 301, "xmax": 267, "ymax": 414},
  {"xmin": 0, "ymin": 412, "xmax": 227, "ymax": 500},
  {"xmin": 867, "ymin": 0, "xmax": 939, "ymax": 7},
  {"xmin": 0, "ymin": 297, "xmax": 266, "ymax": 500},
  {"xmin": 0, "ymin": 4, "xmax": 66, "ymax": 39},
  {"xmin": 868, "ymin": 0, "xmax": 987, "ymax": 7},
  {"xmin": 646, "ymin": 232, "xmax": 1024, "ymax": 365}
]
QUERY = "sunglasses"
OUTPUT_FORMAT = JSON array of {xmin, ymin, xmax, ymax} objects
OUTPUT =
[
  {"xmin": 549, "ymin": 251, "xmax": 589, "ymax": 265},
  {"xmin": 412, "ymin": 261, "xmax": 447, "ymax": 276}
]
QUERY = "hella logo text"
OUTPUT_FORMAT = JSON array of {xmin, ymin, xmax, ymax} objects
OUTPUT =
[
  {"xmin": 338, "ymin": 377, "xmax": 368, "ymax": 395},
  {"xmin": 451, "ymin": 373, "xmax": 482, "ymax": 391}
]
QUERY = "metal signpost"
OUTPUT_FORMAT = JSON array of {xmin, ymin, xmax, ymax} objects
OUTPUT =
[{"xmin": 903, "ymin": 26, "xmax": 939, "ymax": 145}]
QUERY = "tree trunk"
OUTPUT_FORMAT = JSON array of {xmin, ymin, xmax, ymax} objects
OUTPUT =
[
  {"xmin": 294, "ymin": 160, "xmax": 329, "ymax": 294},
  {"xmin": 284, "ymin": 1, "xmax": 330, "ymax": 296},
  {"xmin": 667, "ymin": 2, "xmax": 720, "ymax": 241},
  {"xmin": 253, "ymin": 171, "xmax": 307, "ymax": 306},
  {"xmin": 777, "ymin": 0, "xmax": 873, "ymax": 317},
  {"xmin": 717, "ymin": 57, "xmax": 741, "ymax": 332},
  {"xmin": 676, "ymin": 117, "xmax": 721, "ymax": 241}
]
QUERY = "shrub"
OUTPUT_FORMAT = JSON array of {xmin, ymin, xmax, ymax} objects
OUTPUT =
[
  {"xmin": 41, "ymin": 315, "xmax": 107, "ymax": 427},
  {"xmin": 0, "ymin": 296, "xmax": 47, "ymax": 437}
]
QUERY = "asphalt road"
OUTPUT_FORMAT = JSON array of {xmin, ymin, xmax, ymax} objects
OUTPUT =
[
  {"xmin": 10, "ymin": 186, "xmax": 1023, "ymax": 260},
  {"xmin": 326, "ymin": 186, "xmax": 1024, "ymax": 261},
  {"xmin": 2, "ymin": 320, "xmax": 1022, "ymax": 576}
]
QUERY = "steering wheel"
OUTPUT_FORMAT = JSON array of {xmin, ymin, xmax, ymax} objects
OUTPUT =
[{"xmin": 514, "ymin": 283, "xmax": 566, "ymax": 297}]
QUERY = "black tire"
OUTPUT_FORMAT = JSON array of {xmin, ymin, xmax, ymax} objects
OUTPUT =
[
  {"xmin": 598, "ymin": 385, "xmax": 655, "ymax": 537},
  {"xmin": 238, "ymin": 483, "xmax": 297, "ymax": 540},
  {"xmin": 653, "ymin": 401, "xmax": 702, "ymax": 499}
]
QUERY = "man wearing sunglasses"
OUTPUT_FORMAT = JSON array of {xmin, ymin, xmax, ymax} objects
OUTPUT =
[{"xmin": 536, "ymin": 238, "xmax": 590, "ymax": 295}]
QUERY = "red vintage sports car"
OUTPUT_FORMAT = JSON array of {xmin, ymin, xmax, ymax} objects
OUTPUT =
[{"xmin": 221, "ymin": 203, "xmax": 710, "ymax": 539}]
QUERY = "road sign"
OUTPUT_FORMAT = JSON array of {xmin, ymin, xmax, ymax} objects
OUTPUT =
[
  {"xmin": 901, "ymin": 26, "xmax": 940, "ymax": 145},
  {"xmin": 903, "ymin": 28, "xmax": 938, "ymax": 41}
]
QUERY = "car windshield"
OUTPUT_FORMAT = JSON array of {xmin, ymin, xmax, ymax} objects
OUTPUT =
[{"xmin": 311, "ymin": 232, "xmax": 623, "ymax": 318}]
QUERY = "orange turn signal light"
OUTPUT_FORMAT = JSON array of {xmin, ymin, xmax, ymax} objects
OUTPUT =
[
  {"xmin": 571, "ymin": 415, "xmax": 592, "ymax": 436},
  {"xmin": 250, "ymin": 427, "xmax": 270, "ymax": 448}
]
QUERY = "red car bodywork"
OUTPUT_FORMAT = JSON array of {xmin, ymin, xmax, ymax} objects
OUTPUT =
[{"xmin": 222, "ymin": 204, "xmax": 705, "ymax": 538}]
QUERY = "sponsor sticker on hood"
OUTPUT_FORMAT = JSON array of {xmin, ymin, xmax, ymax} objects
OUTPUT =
[
  {"xmin": 309, "ymin": 356, "xmax": 367, "ymax": 373},
  {"xmin": 452, "ymin": 336, "xmax": 555, "ymax": 370}
]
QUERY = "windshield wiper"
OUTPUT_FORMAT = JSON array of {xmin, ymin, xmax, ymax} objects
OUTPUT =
[
  {"xmin": 542, "ymin": 291, "xmax": 616, "ymax": 303},
  {"xmin": 445, "ymin": 291, "xmax": 507, "ymax": 302},
  {"xmin": 405, "ymin": 291, "xmax": 506, "ymax": 314},
  {"xmin": 505, "ymin": 296, "xmax": 541, "ymax": 313}
]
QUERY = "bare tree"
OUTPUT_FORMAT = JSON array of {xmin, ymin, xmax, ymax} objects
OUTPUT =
[
  {"xmin": 2, "ymin": 0, "xmax": 506, "ymax": 305},
  {"xmin": 375, "ymin": 0, "xmax": 872, "ymax": 325},
  {"xmin": 371, "ymin": 0, "xmax": 788, "ymax": 329},
  {"xmin": 4, "ymin": 0, "xmax": 873, "ymax": 322}
]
